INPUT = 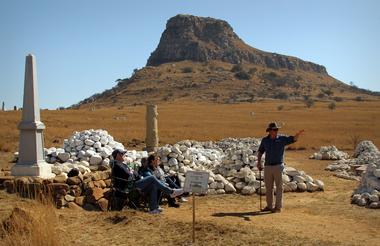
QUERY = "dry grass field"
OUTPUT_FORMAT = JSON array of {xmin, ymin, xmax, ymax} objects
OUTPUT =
[{"xmin": 1, "ymin": 100, "xmax": 380, "ymax": 245}]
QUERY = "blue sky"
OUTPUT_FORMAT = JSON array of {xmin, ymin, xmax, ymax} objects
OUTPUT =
[{"xmin": 0, "ymin": 0, "xmax": 379, "ymax": 109}]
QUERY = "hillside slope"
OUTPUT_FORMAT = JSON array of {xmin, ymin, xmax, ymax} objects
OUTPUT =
[{"xmin": 72, "ymin": 15, "xmax": 378, "ymax": 108}]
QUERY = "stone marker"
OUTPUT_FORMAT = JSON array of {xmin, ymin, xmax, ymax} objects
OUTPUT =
[
  {"xmin": 145, "ymin": 105, "xmax": 159, "ymax": 152},
  {"xmin": 1, "ymin": 101, "xmax": 4, "ymax": 111},
  {"xmin": 14, "ymin": 106, "xmax": 17, "ymax": 111},
  {"xmin": 11, "ymin": 54, "xmax": 54, "ymax": 179}
]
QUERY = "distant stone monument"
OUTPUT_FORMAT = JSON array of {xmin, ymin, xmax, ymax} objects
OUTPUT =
[
  {"xmin": 1, "ymin": 101, "xmax": 4, "ymax": 111},
  {"xmin": 14, "ymin": 106, "xmax": 17, "ymax": 111},
  {"xmin": 145, "ymin": 105, "xmax": 159, "ymax": 152},
  {"xmin": 11, "ymin": 54, "xmax": 54, "ymax": 178}
]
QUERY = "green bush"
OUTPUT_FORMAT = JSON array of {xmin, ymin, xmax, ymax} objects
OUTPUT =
[
  {"xmin": 274, "ymin": 92, "xmax": 289, "ymax": 100},
  {"xmin": 328, "ymin": 102, "xmax": 336, "ymax": 110},
  {"xmin": 305, "ymin": 98, "xmax": 315, "ymax": 108},
  {"xmin": 333, "ymin": 96, "xmax": 343, "ymax": 102},
  {"xmin": 248, "ymin": 67, "xmax": 258, "ymax": 75},
  {"xmin": 234, "ymin": 71, "xmax": 251, "ymax": 80},
  {"xmin": 231, "ymin": 64, "xmax": 243, "ymax": 72},
  {"xmin": 355, "ymin": 96, "xmax": 363, "ymax": 102},
  {"xmin": 182, "ymin": 67, "xmax": 193, "ymax": 73}
]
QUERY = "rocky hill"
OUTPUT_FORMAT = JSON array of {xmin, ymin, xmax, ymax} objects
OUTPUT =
[
  {"xmin": 71, "ymin": 15, "xmax": 378, "ymax": 108},
  {"xmin": 147, "ymin": 15, "xmax": 326, "ymax": 74}
]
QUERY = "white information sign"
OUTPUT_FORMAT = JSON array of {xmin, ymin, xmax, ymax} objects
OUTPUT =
[{"xmin": 184, "ymin": 170, "xmax": 209, "ymax": 194}]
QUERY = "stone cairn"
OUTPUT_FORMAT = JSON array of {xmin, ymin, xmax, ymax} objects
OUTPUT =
[
  {"xmin": 157, "ymin": 137, "xmax": 324, "ymax": 195},
  {"xmin": 310, "ymin": 146, "xmax": 349, "ymax": 160},
  {"xmin": 325, "ymin": 141, "xmax": 380, "ymax": 180},
  {"xmin": 3, "ymin": 132, "xmax": 325, "ymax": 211},
  {"xmin": 351, "ymin": 148, "xmax": 380, "ymax": 209}
]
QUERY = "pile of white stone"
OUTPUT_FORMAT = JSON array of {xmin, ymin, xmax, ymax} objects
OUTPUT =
[
  {"xmin": 351, "ymin": 154, "xmax": 380, "ymax": 209},
  {"xmin": 309, "ymin": 146, "xmax": 349, "ymax": 160},
  {"xmin": 325, "ymin": 141, "xmax": 380, "ymax": 181},
  {"xmin": 43, "ymin": 129, "xmax": 148, "ymax": 176},
  {"xmin": 157, "ymin": 138, "xmax": 324, "ymax": 195}
]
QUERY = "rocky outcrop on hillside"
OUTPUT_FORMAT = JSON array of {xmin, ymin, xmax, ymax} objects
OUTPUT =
[{"xmin": 147, "ymin": 14, "xmax": 327, "ymax": 74}]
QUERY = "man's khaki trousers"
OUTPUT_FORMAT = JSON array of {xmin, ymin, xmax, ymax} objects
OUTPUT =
[{"xmin": 264, "ymin": 165, "xmax": 283, "ymax": 209}]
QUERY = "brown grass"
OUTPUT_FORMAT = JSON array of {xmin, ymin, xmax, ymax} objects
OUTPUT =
[
  {"xmin": 1, "ymin": 101, "xmax": 380, "ymax": 245},
  {"xmin": 0, "ymin": 198, "xmax": 61, "ymax": 246}
]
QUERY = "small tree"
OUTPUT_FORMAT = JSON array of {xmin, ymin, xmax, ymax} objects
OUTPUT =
[{"xmin": 328, "ymin": 102, "xmax": 336, "ymax": 110}]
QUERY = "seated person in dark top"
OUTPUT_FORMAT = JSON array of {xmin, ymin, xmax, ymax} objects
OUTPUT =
[{"xmin": 111, "ymin": 149, "xmax": 183, "ymax": 214}]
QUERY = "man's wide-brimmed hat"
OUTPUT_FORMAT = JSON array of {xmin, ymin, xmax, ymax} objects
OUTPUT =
[{"xmin": 266, "ymin": 122, "xmax": 281, "ymax": 132}]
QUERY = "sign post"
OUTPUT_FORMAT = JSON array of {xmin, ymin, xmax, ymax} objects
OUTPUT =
[{"xmin": 184, "ymin": 171, "xmax": 209, "ymax": 243}]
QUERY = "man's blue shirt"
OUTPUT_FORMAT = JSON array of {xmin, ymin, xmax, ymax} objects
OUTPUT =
[{"xmin": 258, "ymin": 135, "xmax": 295, "ymax": 165}]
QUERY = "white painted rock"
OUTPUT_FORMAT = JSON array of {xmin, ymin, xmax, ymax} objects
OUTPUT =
[
  {"xmin": 89, "ymin": 155, "xmax": 102, "ymax": 165},
  {"xmin": 225, "ymin": 183, "xmax": 237, "ymax": 193},
  {"xmin": 216, "ymin": 189, "xmax": 226, "ymax": 194},
  {"xmin": 168, "ymin": 158, "xmax": 178, "ymax": 166},
  {"xmin": 293, "ymin": 175, "xmax": 306, "ymax": 183},
  {"xmin": 373, "ymin": 169, "xmax": 380, "ymax": 178},
  {"xmin": 314, "ymin": 180, "xmax": 324, "ymax": 190},
  {"xmin": 241, "ymin": 186, "xmax": 256, "ymax": 195},
  {"xmin": 84, "ymin": 139, "xmax": 94, "ymax": 146},
  {"xmin": 58, "ymin": 152, "xmax": 70, "ymax": 162},
  {"xmin": 297, "ymin": 182, "xmax": 307, "ymax": 192},
  {"xmin": 306, "ymin": 182, "xmax": 319, "ymax": 192}
]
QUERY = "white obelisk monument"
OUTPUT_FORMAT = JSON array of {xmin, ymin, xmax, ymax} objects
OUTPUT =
[{"xmin": 11, "ymin": 54, "xmax": 54, "ymax": 178}]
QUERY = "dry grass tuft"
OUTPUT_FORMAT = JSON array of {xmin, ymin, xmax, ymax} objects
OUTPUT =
[{"xmin": 0, "ymin": 203, "xmax": 62, "ymax": 246}]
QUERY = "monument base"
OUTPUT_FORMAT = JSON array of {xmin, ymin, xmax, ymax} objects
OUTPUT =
[{"xmin": 11, "ymin": 162, "xmax": 55, "ymax": 179}]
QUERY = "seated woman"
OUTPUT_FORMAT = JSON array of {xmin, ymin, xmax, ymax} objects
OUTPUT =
[
  {"xmin": 147, "ymin": 155, "xmax": 188, "ymax": 205},
  {"xmin": 111, "ymin": 149, "xmax": 183, "ymax": 214}
]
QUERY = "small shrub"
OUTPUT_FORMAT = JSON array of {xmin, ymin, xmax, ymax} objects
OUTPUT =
[
  {"xmin": 328, "ymin": 102, "xmax": 336, "ymax": 110},
  {"xmin": 182, "ymin": 67, "xmax": 193, "ymax": 73},
  {"xmin": 333, "ymin": 96, "xmax": 343, "ymax": 102},
  {"xmin": 248, "ymin": 67, "xmax": 257, "ymax": 75},
  {"xmin": 349, "ymin": 135, "xmax": 362, "ymax": 150},
  {"xmin": 231, "ymin": 64, "xmax": 243, "ymax": 72},
  {"xmin": 305, "ymin": 98, "xmax": 315, "ymax": 108},
  {"xmin": 355, "ymin": 96, "xmax": 363, "ymax": 102},
  {"xmin": 274, "ymin": 92, "xmax": 289, "ymax": 100},
  {"xmin": 277, "ymin": 105, "xmax": 284, "ymax": 111},
  {"xmin": 317, "ymin": 93, "xmax": 325, "ymax": 99},
  {"xmin": 234, "ymin": 71, "xmax": 251, "ymax": 80}
]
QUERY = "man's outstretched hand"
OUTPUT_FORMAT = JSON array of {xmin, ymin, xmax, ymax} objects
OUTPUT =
[{"xmin": 294, "ymin": 129, "xmax": 305, "ymax": 141}]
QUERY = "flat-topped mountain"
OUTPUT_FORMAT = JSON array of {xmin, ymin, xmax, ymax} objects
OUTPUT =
[
  {"xmin": 147, "ymin": 15, "xmax": 327, "ymax": 74},
  {"xmin": 71, "ymin": 15, "xmax": 378, "ymax": 109}
]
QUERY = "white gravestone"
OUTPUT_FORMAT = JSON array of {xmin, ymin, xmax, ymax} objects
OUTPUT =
[{"xmin": 11, "ymin": 54, "xmax": 54, "ymax": 178}]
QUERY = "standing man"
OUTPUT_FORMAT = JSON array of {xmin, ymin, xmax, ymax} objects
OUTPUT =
[{"xmin": 257, "ymin": 122, "xmax": 304, "ymax": 213}]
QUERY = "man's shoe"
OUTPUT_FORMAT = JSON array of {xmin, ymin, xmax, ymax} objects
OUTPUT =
[
  {"xmin": 261, "ymin": 207, "xmax": 272, "ymax": 212},
  {"xmin": 149, "ymin": 209, "xmax": 161, "ymax": 214},
  {"xmin": 272, "ymin": 208, "xmax": 282, "ymax": 213},
  {"xmin": 170, "ymin": 188, "xmax": 184, "ymax": 198}
]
